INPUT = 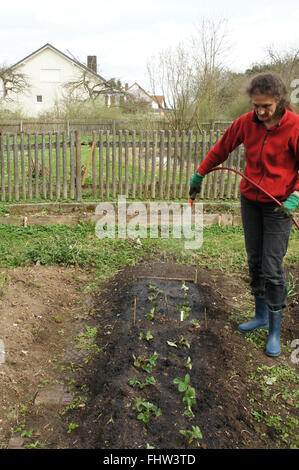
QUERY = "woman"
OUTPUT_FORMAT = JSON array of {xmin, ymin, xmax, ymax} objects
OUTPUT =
[{"xmin": 189, "ymin": 72, "xmax": 299, "ymax": 357}]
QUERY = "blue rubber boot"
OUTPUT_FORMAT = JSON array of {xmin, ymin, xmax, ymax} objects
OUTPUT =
[
  {"xmin": 238, "ymin": 295, "xmax": 269, "ymax": 332},
  {"xmin": 265, "ymin": 309, "xmax": 282, "ymax": 357}
]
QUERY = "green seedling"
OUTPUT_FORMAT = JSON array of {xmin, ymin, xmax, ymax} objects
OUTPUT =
[
  {"xmin": 167, "ymin": 341, "xmax": 177, "ymax": 348},
  {"xmin": 174, "ymin": 374, "xmax": 191, "ymax": 392},
  {"xmin": 134, "ymin": 398, "xmax": 162, "ymax": 423},
  {"xmin": 139, "ymin": 331, "xmax": 153, "ymax": 342},
  {"xmin": 167, "ymin": 337, "xmax": 190, "ymax": 349},
  {"xmin": 12, "ymin": 424, "xmax": 25, "ymax": 435},
  {"xmin": 129, "ymin": 375, "xmax": 156, "ymax": 389},
  {"xmin": 148, "ymin": 293, "xmax": 158, "ymax": 301},
  {"xmin": 147, "ymin": 282, "xmax": 164, "ymax": 302},
  {"xmin": 18, "ymin": 405, "xmax": 27, "ymax": 417},
  {"xmin": 21, "ymin": 429, "xmax": 33, "ymax": 438},
  {"xmin": 180, "ymin": 425, "xmax": 202, "ymax": 444},
  {"xmin": 176, "ymin": 302, "xmax": 191, "ymax": 320},
  {"xmin": 67, "ymin": 423, "xmax": 79, "ymax": 433},
  {"xmin": 59, "ymin": 396, "xmax": 87, "ymax": 416},
  {"xmin": 183, "ymin": 388, "xmax": 197, "ymax": 418},
  {"xmin": 181, "ymin": 281, "xmax": 189, "ymax": 292},
  {"xmin": 179, "ymin": 336, "xmax": 190, "ymax": 348},
  {"xmin": 148, "ymin": 283, "xmax": 163, "ymax": 293},
  {"xmin": 286, "ymin": 272, "xmax": 298, "ymax": 298},
  {"xmin": 174, "ymin": 374, "xmax": 197, "ymax": 418},
  {"xmin": 133, "ymin": 352, "xmax": 158, "ymax": 373},
  {"xmin": 38, "ymin": 379, "xmax": 50, "ymax": 388},
  {"xmin": 148, "ymin": 283, "xmax": 157, "ymax": 290},
  {"xmin": 146, "ymin": 302, "xmax": 158, "ymax": 320},
  {"xmin": 23, "ymin": 441, "xmax": 47, "ymax": 449},
  {"xmin": 185, "ymin": 357, "xmax": 192, "ymax": 370}
]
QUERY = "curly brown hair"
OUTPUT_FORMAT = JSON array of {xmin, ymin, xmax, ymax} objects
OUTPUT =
[{"xmin": 246, "ymin": 72, "xmax": 293, "ymax": 117}]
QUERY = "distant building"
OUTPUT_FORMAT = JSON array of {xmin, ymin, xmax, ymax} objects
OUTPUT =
[
  {"xmin": 125, "ymin": 82, "xmax": 166, "ymax": 115},
  {"xmin": 0, "ymin": 43, "xmax": 118, "ymax": 118}
]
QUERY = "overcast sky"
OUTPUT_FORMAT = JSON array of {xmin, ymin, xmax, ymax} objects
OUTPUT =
[{"xmin": 1, "ymin": 0, "xmax": 298, "ymax": 91}]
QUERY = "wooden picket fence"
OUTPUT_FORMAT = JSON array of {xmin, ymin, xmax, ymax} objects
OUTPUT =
[{"xmin": 0, "ymin": 129, "xmax": 245, "ymax": 202}]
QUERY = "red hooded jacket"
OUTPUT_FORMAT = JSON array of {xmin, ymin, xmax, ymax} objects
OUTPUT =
[{"xmin": 197, "ymin": 109, "xmax": 299, "ymax": 203}]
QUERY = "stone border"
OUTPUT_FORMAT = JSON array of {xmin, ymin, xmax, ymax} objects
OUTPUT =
[
  {"xmin": 0, "ymin": 202, "xmax": 296, "ymax": 228},
  {"xmin": 0, "ymin": 211, "xmax": 242, "ymax": 228},
  {"xmin": 0, "ymin": 202, "xmax": 242, "ymax": 227}
]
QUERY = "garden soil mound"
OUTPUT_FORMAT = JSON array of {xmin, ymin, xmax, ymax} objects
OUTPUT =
[{"xmin": 63, "ymin": 261, "xmax": 298, "ymax": 450}]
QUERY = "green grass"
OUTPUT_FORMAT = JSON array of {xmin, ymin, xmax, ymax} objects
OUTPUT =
[
  {"xmin": 0, "ymin": 222, "xmax": 297, "ymax": 275},
  {"xmin": 249, "ymin": 364, "xmax": 299, "ymax": 448}
]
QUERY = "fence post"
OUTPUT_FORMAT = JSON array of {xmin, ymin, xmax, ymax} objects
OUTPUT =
[
  {"xmin": 0, "ymin": 134, "xmax": 5, "ymax": 202},
  {"xmin": 13, "ymin": 134, "xmax": 19, "ymax": 201},
  {"xmin": 75, "ymin": 130, "xmax": 82, "ymax": 201},
  {"xmin": 21, "ymin": 133, "xmax": 26, "ymax": 200}
]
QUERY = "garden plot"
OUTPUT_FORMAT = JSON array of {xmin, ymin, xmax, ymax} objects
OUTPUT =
[{"xmin": 65, "ymin": 262, "xmax": 257, "ymax": 449}]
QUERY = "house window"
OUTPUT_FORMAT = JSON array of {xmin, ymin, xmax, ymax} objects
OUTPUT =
[
  {"xmin": 36, "ymin": 95, "xmax": 42, "ymax": 103},
  {"xmin": 40, "ymin": 69, "xmax": 61, "ymax": 83}
]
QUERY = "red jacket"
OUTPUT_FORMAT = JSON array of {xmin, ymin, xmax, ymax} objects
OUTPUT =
[{"xmin": 197, "ymin": 109, "xmax": 299, "ymax": 203}]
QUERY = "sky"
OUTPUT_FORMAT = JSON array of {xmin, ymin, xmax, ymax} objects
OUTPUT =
[{"xmin": 0, "ymin": 0, "xmax": 298, "ymax": 92}]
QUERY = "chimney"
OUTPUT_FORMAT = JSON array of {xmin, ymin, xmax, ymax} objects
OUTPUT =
[
  {"xmin": 125, "ymin": 83, "xmax": 129, "ymax": 91},
  {"xmin": 87, "ymin": 56, "xmax": 97, "ymax": 73}
]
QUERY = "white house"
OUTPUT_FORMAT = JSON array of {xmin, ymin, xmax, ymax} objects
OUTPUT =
[
  {"xmin": 125, "ymin": 82, "xmax": 166, "ymax": 115},
  {"xmin": 0, "ymin": 43, "xmax": 117, "ymax": 118}
]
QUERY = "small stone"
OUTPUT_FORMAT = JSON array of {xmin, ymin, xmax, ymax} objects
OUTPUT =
[
  {"xmin": 7, "ymin": 437, "xmax": 24, "ymax": 449},
  {"xmin": 34, "ymin": 384, "xmax": 73, "ymax": 407}
]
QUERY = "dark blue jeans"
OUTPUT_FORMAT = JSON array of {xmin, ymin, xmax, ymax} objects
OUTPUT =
[{"xmin": 241, "ymin": 194, "xmax": 293, "ymax": 311}]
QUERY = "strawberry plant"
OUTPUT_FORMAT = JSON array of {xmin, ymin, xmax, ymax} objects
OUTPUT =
[
  {"xmin": 185, "ymin": 356, "xmax": 192, "ymax": 370},
  {"xmin": 179, "ymin": 336, "xmax": 190, "ymax": 348},
  {"xmin": 180, "ymin": 425, "xmax": 202, "ymax": 444},
  {"xmin": 129, "ymin": 375, "xmax": 156, "ymax": 389},
  {"xmin": 173, "ymin": 374, "xmax": 197, "ymax": 418},
  {"xmin": 133, "ymin": 352, "xmax": 158, "ymax": 373},
  {"xmin": 139, "ymin": 330, "xmax": 153, "ymax": 342},
  {"xmin": 146, "ymin": 302, "xmax": 158, "ymax": 320},
  {"xmin": 134, "ymin": 398, "xmax": 162, "ymax": 423}
]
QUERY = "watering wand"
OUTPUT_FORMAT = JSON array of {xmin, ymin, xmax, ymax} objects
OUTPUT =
[
  {"xmin": 189, "ymin": 191, "xmax": 197, "ymax": 208},
  {"xmin": 189, "ymin": 167, "xmax": 299, "ymax": 231}
]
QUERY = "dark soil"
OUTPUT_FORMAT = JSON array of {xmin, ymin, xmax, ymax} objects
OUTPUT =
[{"xmin": 57, "ymin": 261, "xmax": 299, "ymax": 450}]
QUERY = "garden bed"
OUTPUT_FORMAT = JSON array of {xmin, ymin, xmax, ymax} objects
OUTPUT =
[
  {"xmin": 1, "ymin": 260, "xmax": 298, "ymax": 450},
  {"xmin": 60, "ymin": 261, "xmax": 299, "ymax": 450}
]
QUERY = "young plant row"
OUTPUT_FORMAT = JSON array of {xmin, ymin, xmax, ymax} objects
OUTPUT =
[
  {"xmin": 146, "ymin": 281, "xmax": 192, "ymax": 322},
  {"xmin": 128, "ymin": 281, "xmax": 203, "ymax": 446}
]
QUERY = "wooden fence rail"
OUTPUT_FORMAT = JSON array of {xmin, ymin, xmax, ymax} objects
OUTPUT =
[
  {"xmin": 0, "ymin": 119, "xmax": 233, "ymax": 135},
  {"xmin": 0, "ymin": 129, "xmax": 245, "ymax": 202}
]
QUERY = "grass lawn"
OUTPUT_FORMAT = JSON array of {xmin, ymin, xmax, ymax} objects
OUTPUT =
[{"xmin": 0, "ymin": 222, "xmax": 297, "ymax": 275}]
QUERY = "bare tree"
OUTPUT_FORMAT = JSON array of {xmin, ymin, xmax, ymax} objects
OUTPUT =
[
  {"xmin": 147, "ymin": 17, "xmax": 231, "ymax": 131},
  {"xmin": 63, "ymin": 70, "xmax": 114, "ymax": 102},
  {"xmin": 266, "ymin": 46, "xmax": 299, "ymax": 87},
  {"xmin": 190, "ymin": 18, "xmax": 230, "ymax": 122},
  {"xmin": 0, "ymin": 64, "xmax": 30, "ymax": 101},
  {"xmin": 147, "ymin": 43, "xmax": 200, "ymax": 132}
]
